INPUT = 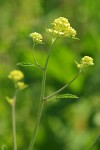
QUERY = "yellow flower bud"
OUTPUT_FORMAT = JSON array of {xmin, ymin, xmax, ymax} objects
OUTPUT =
[
  {"xmin": 16, "ymin": 81, "xmax": 28, "ymax": 90},
  {"xmin": 46, "ymin": 17, "xmax": 76, "ymax": 38},
  {"xmin": 6, "ymin": 97, "xmax": 14, "ymax": 106},
  {"xmin": 8, "ymin": 70, "xmax": 24, "ymax": 81},
  {"xmin": 76, "ymin": 56, "xmax": 94, "ymax": 70},
  {"xmin": 29, "ymin": 32, "xmax": 43, "ymax": 44},
  {"xmin": 81, "ymin": 56, "xmax": 94, "ymax": 66}
]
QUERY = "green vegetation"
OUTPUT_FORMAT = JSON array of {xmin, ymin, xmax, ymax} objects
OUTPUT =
[{"xmin": 0, "ymin": 0, "xmax": 100, "ymax": 150}]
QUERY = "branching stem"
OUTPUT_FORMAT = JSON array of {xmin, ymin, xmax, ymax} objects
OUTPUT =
[
  {"xmin": 28, "ymin": 38, "xmax": 56, "ymax": 150},
  {"xmin": 28, "ymin": 37, "xmax": 81, "ymax": 150},
  {"xmin": 44, "ymin": 71, "xmax": 81, "ymax": 100}
]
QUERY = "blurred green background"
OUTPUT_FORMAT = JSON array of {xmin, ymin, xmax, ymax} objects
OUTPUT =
[{"xmin": 0, "ymin": 0, "xmax": 100, "ymax": 150}]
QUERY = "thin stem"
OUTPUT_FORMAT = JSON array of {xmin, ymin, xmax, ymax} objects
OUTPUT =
[
  {"xmin": 28, "ymin": 38, "xmax": 56, "ymax": 150},
  {"xmin": 28, "ymin": 70, "xmax": 46, "ymax": 150},
  {"xmin": 44, "ymin": 38, "xmax": 57, "ymax": 70},
  {"xmin": 44, "ymin": 71, "xmax": 81, "ymax": 100},
  {"xmin": 28, "ymin": 99, "xmax": 44, "ymax": 150},
  {"xmin": 32, "ymin": 45, "xmax": 43, "ymax": 70},
  {"xmin": 12, "ymin": 92, "xmax": 17, "ymax": 150}
]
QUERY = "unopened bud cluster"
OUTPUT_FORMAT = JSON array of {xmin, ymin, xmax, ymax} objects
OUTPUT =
[
  {"xmin": 8, "ymin": 70, "xmax": 24, "ymax": 81},
  {"xmin": 29, "ymin": 32, "xmax": 43, "ymax": 44},
  {"xmin": 46, "ymin": 17, "xmax": 76, "ymax": 38},
  {"xmin": 16, "ymin": 81, "xmax": 27, "ymax": 90},
  {"xmin": 76, "ymin": 56, "xmax": 94, "ymax": 70},
  {"xmin": 8, "ymin": 70, "xmax": 27, "ymax": 90}
]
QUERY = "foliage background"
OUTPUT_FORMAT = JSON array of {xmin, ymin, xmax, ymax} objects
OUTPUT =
[{"xmin": 0, "ymin": 0, "xmax": 100, "ymax": 150}]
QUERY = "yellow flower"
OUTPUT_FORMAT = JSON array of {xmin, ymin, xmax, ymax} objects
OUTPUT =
[
  {"xmin": 76, "ymin": 56, "xmax": 94, "ymax": 70},
  {"xmin": 6, "ymin": 97, "xmax": 14, "ymax": 106},
  {"xmin": 46, "ymin": 17, "xmax": 76, "ymax": 38},
  {"xmin": 29, "ymin": 32, "xmax": 43, "ymax": 44},
  {"xmin": 8, "ymin": 70, "xmax": 24, "ymax": 81},
  {"xmin": 16, "ymin": 81, "xmax": 28, "ymax": 90}
]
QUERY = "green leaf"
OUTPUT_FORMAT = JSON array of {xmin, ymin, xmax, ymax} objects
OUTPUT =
[
  {"xmin": 17, "ymin": 62, "xmax": 36, "ymax": 67},
  {"xmin": 56, "ymin": 93, "xmax": 79, "ymax": 99}
]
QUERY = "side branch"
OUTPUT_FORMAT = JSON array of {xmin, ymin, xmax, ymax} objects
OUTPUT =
[{"xmin": 44, "ymin": 71, "xmax": 81, "ymax": 100}]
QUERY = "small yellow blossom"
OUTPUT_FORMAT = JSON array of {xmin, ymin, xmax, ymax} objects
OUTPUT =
[
  {"xmin": 76, "ymin": 56, "xmax": 94, "ymax": 70},
  {"xmin": 6, "ymin": 97, "xmax": 14, "ymax": 106},
  {"xmin": 8, "ymin": 70, "xmax": 24, "ymax": 81},
  {"xmin": 16, "ymin": 81, "xmax": 28, "ymax": 90},
  {"xmin": 29, "ymin": 32, "xmax": 43, "ymax": 44},
  {"xmin": 46, "ymin": 17, "xmax": 76, "ymax": 38}
]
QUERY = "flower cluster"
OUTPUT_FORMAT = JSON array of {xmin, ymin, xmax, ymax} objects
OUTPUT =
[
  {"xmin": 8, "ymin": 70, "xmax": 27, "ymax": 90},
  {"xmin": 29, "ymin": 32, "xmax": 43, "ymax": 44},
  {"xmin": 8, "ymin": 70, "xmax": 24, "ymax": 81},
  {"xmin": 76, "ymin": 56, "xmax": 94, "ymax": 70},
  {"xmin": 46, "ymin": 17, "xmax": 76, "ymax": 38}
]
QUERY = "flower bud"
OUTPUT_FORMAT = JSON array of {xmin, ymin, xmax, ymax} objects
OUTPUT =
[
  {"xmin": 29, "ymin": 32, "xmax": 43, "ymax": 44},
  {"xmin": 76, "ymin": 56, "xmax": 94, "ymax": 71},
  {"xmin": 8, "ymin": 70, "xmax": 24, "ymax": 81},
  {"xmin": 16, "ymin": 81, "xmax": 28, "ymax": 90},
  {"xmin": 6, "ymin": 97, "xmax": 14, "ymax": 106}
]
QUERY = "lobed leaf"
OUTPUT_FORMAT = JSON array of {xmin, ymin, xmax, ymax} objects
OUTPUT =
[
  {"xmin": 17, "ymin": 62, "xmax": 36, "ymax": 67},
  {"xmin": 56, "ymin": 93, "xmax": 79, "ymax": 99}
]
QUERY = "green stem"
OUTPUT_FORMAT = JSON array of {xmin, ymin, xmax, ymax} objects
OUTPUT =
[
  {"xmin": 44, "ymin": 71, "xmax": 81, "ymax": 100},
  {"xmin": 28, "ymin": 71, "xmax": 45, "ymax": 150},
  {"xmin": 32, "ymin": 45, "xmax": 43, "ymax": 70},
  {"xmin": 12, "ymin": 92, "xmax": 17, "ymax": 150},
  {"xmin": 28, "ymin": 38, "xmax": 56, "ymax": 150},
  {"xmin": 44, "ymin": 38, "xmax": 57, "ymax": 70}
]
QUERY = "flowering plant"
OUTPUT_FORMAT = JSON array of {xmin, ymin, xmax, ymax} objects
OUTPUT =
[{"xmin": 6, "ymin": 17, "xmax": 94, "ymax": 150}]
